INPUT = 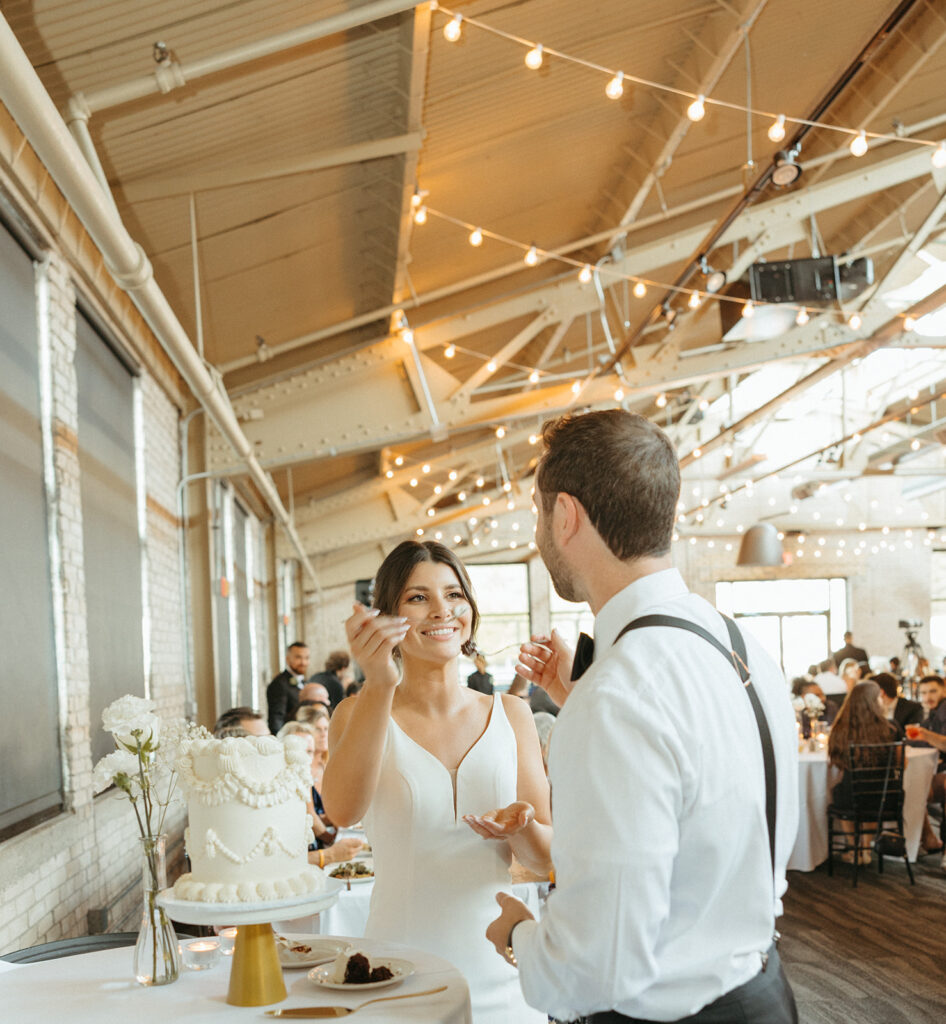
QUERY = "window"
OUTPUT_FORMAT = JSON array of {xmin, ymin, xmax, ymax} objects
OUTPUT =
[
  {"xmin": 0, "ymin": 223, "xmax": 62, "ymax": 839},
  {"xmin": 76, "ymin": 311, "xmax": 146, "ymax": 765},
  {"xmin": 460, "ymin": 564, "xmax": 530, "ymax": 689},
  {"xmin": 715, "ymin": 578, "xmax": 848, "ymax": 679}
]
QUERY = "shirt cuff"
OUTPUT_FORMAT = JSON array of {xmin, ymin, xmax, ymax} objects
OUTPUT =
[{"xmin": 510, "ymin": 917, "xmax": 538, "ymax": 960}]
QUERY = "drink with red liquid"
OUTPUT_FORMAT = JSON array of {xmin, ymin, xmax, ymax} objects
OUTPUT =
[{"xmin": 905, "ymin": 724, "xmax": 922, "ymax": 739}]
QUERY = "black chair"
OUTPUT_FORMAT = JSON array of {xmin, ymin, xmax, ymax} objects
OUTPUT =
[
  {"xmin": 0, "ymin": 929, "xmax": 199, "ymax": 964},
  {"xmin": 827, "ymin": 741, "xmax": 914, "ymax": 887}
]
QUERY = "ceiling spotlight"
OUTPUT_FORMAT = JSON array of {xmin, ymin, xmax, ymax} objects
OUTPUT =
[
  {"xmin": 524, "ymin": 44, "xmax": 543, "ymax": 70},
  {"xmin": 699, "ymin": 257, "xmax": 727, "ymax": 294},
  {"xmin": 772, "ymin": 148, "xmax": 802, "ymax": 187},
  {"xmin": 849, "ymin": 130, "xmax": 868, "ymax": 157},
  {"xmin": 767, "ymin": 114, "xmax": 787, "ymax": 143},
  {"xmin": 443, "ymin": 14, "xmax": 463, "ymax": 42},
  {"xmin": 605, "ymin": 72, "xmax": 624, "ymax": 100},
  {"xmin": 687, "ymin": 94, "xmax": 706, "ymax": 122}
]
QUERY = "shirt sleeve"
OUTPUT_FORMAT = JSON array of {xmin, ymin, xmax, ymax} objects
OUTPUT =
[
  {"xmin": 267, "ymin": 677, "xmax": 288, "ymax": 734},
  {"xmin": 513, "ymin": 679, "xmax": 688, "ymax": 1020}
]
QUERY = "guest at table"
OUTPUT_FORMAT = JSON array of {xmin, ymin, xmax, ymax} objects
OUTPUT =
[
  {"xmin": 467, "ymin": 652, "xmax": 495, "ymax": 694},
  {"xmin": 815, "ymin": 657, "xmax": 845, "ymax": 698},
  {"xmin": 791, "ymin": 678, "xmax": 838, "ymax": 735},
  {"xmin": 838, "ymin": 658, "xmax": 862, "ymax": 696},
  {"xmin": 918, "ymin": 675, "xmax": 946, "ymax": 743},
  {"xmin": 278, "ymin": 720, "xmax": 363, "ymax": 867},
  {"xmin": 827, "ymin": 680, "xmax": 902, "ymax": 864},
  {"xmin": 874, "ymin": 672, "xmax": 923, "ymax": 732},
  {"xmin": 212, "ymin": 706, "xmax": 269, "ymax": 738}
]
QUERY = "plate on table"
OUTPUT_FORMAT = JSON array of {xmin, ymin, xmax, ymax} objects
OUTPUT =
[
  {"xmin": 328, "ymin": 862, "xmax": 374, "ymax": 884},
  {"xmin": 307, "ymin": 957, "xmax": 414, "ymax": 990},
  {"xmin": 275, "ymin": 935, "xmax": 350, "ymax": 969}
]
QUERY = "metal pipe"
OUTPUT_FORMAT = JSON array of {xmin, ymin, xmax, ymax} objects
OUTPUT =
[{"xmin": 0, "ymin": 14, "xmax": 319, "ymax": 586}]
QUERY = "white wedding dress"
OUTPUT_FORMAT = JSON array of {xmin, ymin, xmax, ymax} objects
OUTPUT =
[{"xmin": 363, "ymin": 692, "xmax": 545, "ymax": 1024}]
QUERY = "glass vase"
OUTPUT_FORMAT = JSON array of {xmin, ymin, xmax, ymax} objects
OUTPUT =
[{"xmin": 133, "ymin": 833, "xmax": 181, "ymax": 986}]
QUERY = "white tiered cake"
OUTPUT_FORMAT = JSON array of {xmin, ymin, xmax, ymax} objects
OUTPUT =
[{"xmin": 172, "ymin": 734, "xmax": 325, "ymax": 903}]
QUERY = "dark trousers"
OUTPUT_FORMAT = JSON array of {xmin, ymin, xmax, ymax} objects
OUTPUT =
[{"xmin": 587, "ymin": 945, "xmax": 797, "ymax": 1024}]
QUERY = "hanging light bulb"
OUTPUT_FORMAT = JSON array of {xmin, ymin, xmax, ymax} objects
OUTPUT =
[
  {"xmin": 476, "ymin": 476, "xmax": 485, "ymax": 487},
  {"xmin": 614, "ymin": 387, "xmax": 625, "ymax": 401},
  {"xmin": 605, "ymin": 72, "xmax": 624, "ymax": 100},
  {"xmin": 741, "ymin": 301, "xmax": 754, "ymax": 319},
  {"xmin": 443, "ymin": 14, "xmax": 463, "ymax": 42},
  {"xmin": 847, "ymin": 313, "xmax": 861, "ymax": 329},
  {"xmin": 524, "ymin": 245, "xmax": 539, "ymax": 266},
  {"xmin": 524, "ymin": 43, "xmax": 543, "ymax": 70},
  {"xmin": 529, "ymin": 433, "xmax": 538, "ymax": 444},
  {"xmin": 910, "ymin": 438, "xmax": 921, "ymax": 451},
  {"xmin": 687, "ymin": 94, "xmax": 706, "ymax": 121},
  {"xmin": 385, "ymin": 469, "xmax": 394, "ymax": 479},
  {"xmin": 469, "ymin": 227, "xmax": 483, "ymax": 247},
  {"xmin": 413, "ymin": 205, "xmax": 428, "ymax": 225},
  {"xmin": 849, "ymin": 130, "xmax": 868, "ymax": 157},
  {"xmin": 579, "ymin": 264, "xmax": 593, "ymax": 284},
  {"xmin": 655, "ymin": 392, "xmax": 668, "ymax": 408},
  {"xmin": 932, "ymin": 141, "xmax": 946, "ymax": 169},
  {"xmin": 795, "ymin": 308, "xmax": 809, "ymax": 326},
  {"xmin": 444, "ymin": 344, "xmax": 456, "ymax": 358},
  {"xmin": 434, "ymin": 484, "xmax": 442, "ymax": 494},
  {"xmin": 693, "ymin": 447, "xmax": 703, "ymax": 459},
  {"xmin": 422, "ymin": 463, "xmax": 431, "ymax": 474},
  {"xmin": 486, "ymin": 360, "xmax": 497, "ymax": 372},
  {"xmin": 767, "ymin": 114, "xmax": 786, "ymax": 143},
  {"xmin": 632, "ymin": 280, "xmax": 647, "ymax": 298},
  {"xmin": 688, "ymin": 291, "xmax": 702, "ymax": 309},
  {"xmin": 495, "ymin": 426, "xmax": 505, "ymax": 439},
  {"xmin": 410, "ymin": 189, "xmax": 422, "ymax": 208},
  {"xmin": 528, "ymin": 370, "xmax": 540, "ymax": 383},
  {"xmin": 394, "ymin": 455, "xmax": 404, "ymax": 466},
  {"xmin": 903, "ymin": 315, "xmax": 916, "ymax": 332},
  {"xmin": 571, "ymin": 380, "xmax": 581, "ymax": 395}
]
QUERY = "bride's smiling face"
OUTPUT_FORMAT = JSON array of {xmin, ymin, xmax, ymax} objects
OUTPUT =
[{"xmin": 396, "ymin": 561, "xmax": 473, "ymax": 663}]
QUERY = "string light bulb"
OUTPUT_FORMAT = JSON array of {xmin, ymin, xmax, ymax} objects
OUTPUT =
[
  {"xmin": 850, "ymin": 130, "xmax": 868, "ymax": 157},
  {"xmin": 495, "ymin": 426, "xmax": 505, "ymax": 439},
  {"xmin": 767, "ymin": 114, "xmax": 786, "ymax": 143},
  {"xmin": 528, "ymin": 370, "xmax": 539, "ymax": 383},
  {"xmin": 686, "ymin": 94, "xmax": 706, "ymax": 121},
  {"xmin": 795, "ymin": 309, "xmax": 809, "ymax": 326},
  {"xmin": 910, "ymin": 438, "xmax": 921, "ymax": 451},
  {"xmin": 741, "ymin": 301, "xmax": 754, "ymax": 319},
  {"xmin": 579, "ymin": 264, "xmax": 593, "ymax": 284},
  {"xmin": 571, "ymin": 380, "xmax": 581, "ymax": 395},
  {"xmin": 443, "ymin": 14, "xmax": 463, "ymax": 42},
  {"xmin": 410, "ymin": 190, "xmax": 422, "ymax": 208},
  {"xmin": 633, "ymin": 281, "xmax": 647, "ymax": 298},
  {"xmin": 903, "ymin": 316, "xmax": 916, "ymax": 332},
  {"xmin": 932, "ymin": 141, "xmax": 946, "ymax": 168},
  {"xmin": 693, "ymin": 447, "xmax": 703, "ymax": 459},
  {"xmin": 655, "ymin": 393, "xmax": 668, "ymax": 408},
  {"xmin": 486, "ymin": 360, "xmax": 497, "ymax": 372},
  {"xmin": 401, "ymin": 328, "xmax": 414, "ymax": 345},
  {"xmin": 444, "ymin": 344, "xmax": 456, "ymax": 358},
  {"xmin": 468, "ymin": 227, "xmax": 483, "ymax": 247},
  {"xmin": 413, "ymin": 205, "xmax": 428, "ymax": 225},
  {"xmin": 605, "ymin": 72, "xmax": 624, "ymax": 100},
  {"xmin": 614, "ymin": 387, "xmax": 625, "ymax": 401},
  {"xmin": 688, "ymin": 292, "xmax": 702, "ymax": 309},
  {"xmin": 448, "ymin": 470, "xmax": 458, "ymax": 481},
  {"xmin": 847, "ymin": 312, "xmax": 862, "ymax": 330},
  {"xmin": 524, "ymin": 245, "xmax": 539, "ymax": 266},
  {"xmin": 524, "ymin": 43, "xmax": 543, "ymax": 70}
]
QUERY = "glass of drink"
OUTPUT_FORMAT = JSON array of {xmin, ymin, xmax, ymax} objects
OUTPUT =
[{"xmin": 905, "ymin": 724, "xmax": 921, "ymax": 739}]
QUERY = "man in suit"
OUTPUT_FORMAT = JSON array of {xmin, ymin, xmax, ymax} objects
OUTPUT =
[
  {"xmin": 266, "ymin": 640, "xmax": 309, "ymax": 734},
  {"xmin": 308, "ymin": 650, "xmax": 352, "ymax": 710},
  {"xmin": 873, "ymin": 672, "xmax": 923, "ymax": 731},
  {"xmin": 832, "ymin": 631, "xmax": 869, "ymax": 669}
]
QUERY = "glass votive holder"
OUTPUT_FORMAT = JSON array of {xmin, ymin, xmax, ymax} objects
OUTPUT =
[
  {"xmin": 182, "ymin": 938, "xmax": 221, "ymax": 970},
  {"xmin": 217, "ymin": 927, "xmax": 238, "ymax": 957}
]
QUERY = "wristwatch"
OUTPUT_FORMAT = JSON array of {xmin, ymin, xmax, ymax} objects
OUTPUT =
[{"xmin": 504, "ymin": 922, "xmax": 520, "ymax": 967}]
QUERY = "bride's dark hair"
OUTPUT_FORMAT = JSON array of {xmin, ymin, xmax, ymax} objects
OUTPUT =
[{"xmin": 372, "ymin": 540, "xmax": 480, "ymax": 657}]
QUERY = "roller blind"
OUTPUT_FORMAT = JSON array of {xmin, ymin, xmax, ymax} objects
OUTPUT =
[
  {"xmin": 75, "ymin": 312, "xmax": 145, "ymax": 764},
  {"xmin": 0, "ymin": 224, "xmax": 63, "ymax": 838}
]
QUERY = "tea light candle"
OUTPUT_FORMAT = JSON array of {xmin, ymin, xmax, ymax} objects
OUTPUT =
[
  {"xmin": 217, "ymin": 927, "xmax": 237, "ymax": 956},
  {"xmin": 183, "ymin": 939, "xmax": 221, "ymax": 970}
]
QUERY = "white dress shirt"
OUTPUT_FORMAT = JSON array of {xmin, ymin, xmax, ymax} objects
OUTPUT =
[{"xmin": 512, "ymin": 569, "xmax": 799, "ymax": 1022}]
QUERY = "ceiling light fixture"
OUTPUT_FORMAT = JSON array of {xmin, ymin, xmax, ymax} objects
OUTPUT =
[
  {"xmin": 524, "ymin": 245, "xmax": 539, "ymax": 266},
  {"xmin": 687, "ymin": 94, "xmax": 706, "ymax": 121},
  {"xmin": 772, "ymin": 147, "xmax": 803, "ymax": 187},
  {"xmin": 468, "ymin": 227, "xmax": 483, "ymax": 247},
  {"xmin": 413, "ymin": 205, "xmax": 427, "ymax": 224},
  {"xmin": 443, "ymin": 14, "xmax": 463, "ymax": 42},
  {"xmin": 699, "ymin": 257, "xmax": 727, "ymax": 293},
  {"xmin": 605, "ymin": 72, "xmax": 624, "ymax": 100},
  {"xmin": 767, "ymin": 114, "xmax": 787, "ymax": 142},
  {"xmin": 578, "ymin": 264, "xmax": 593, "ymax": 284},
  {"xmin": 849, "ymin": 130, "xmax": 868, "ymax": 157},
  {"xmin": 633, "ymin": 280, "xmax": 647, "ymax": 298},
  {"xmin": 933, "ymin": 141, "xmax": 946, "ymax": 168},
  {"xmin": 524, "ymin": 43, "xmax": 543, "ymax": 70}
]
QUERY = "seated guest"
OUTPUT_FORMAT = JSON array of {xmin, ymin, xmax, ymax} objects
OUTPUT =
[
  {"xmin": 790, "ymin": 677, "xmax": 838, "ymax": 733},
  {"xmin": 828, "ymin": 681, "xmax": 902, "ymax": 864},
  {"xmin": 295, "ymin": 703, "xmax": 330, "ymax": 727},
  {"xmin": 297, "ymin": 681, "xmax": 331, "ymax": 712},
  {"xmin": 911, "ymin": 677, "xmax": 946, "ymax": 854},
  {"xmin": 838, "ymin": 658, "xmax": 862, "ymax": 695},
  {"xmin": 918, "ymin": 675, "xmax": 946, "ymax": 741},
  {"xmin": 212, "ymin": 706, "xmax": 270, "ymax": 738},
  {"xmin": 308, "ymin": 651, "xmax": 352, "ymax": 710},
  {"xmin": 466, "ymin": 653, "xmax": 494, "ymax": 694},
  {"xmin": 277, "ymin": 721, "xmax": 363, "ymax": 866},
  {"xmin": 815, "ymin": 657, "xmax": 845, "ymax": 697},
  {"xmin": 874, "ymin": 672, "xmax": 923, "ymax": 732}
]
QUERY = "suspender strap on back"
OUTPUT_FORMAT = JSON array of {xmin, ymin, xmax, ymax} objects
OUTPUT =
[{"xmin": 613, "ymin": 613, "xmax": 778, "ymax": 880}]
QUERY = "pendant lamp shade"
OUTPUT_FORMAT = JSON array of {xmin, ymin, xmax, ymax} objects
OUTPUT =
[{"xmin": 736, "ymin": 523, "xmax": 784, "ymax": 566}]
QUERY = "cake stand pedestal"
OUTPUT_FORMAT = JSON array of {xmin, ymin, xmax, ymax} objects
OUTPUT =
[{"xmin": 157, "ymin": 883, "xmax": 342, "ymax": 1007}]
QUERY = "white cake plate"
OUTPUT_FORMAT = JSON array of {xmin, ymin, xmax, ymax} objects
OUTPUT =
[{"xmin": 156, "ymin": 880, "xmax": 343, "ymax": 1007}]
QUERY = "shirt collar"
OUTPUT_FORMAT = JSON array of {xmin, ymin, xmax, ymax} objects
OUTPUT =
[{"xmin": 594, "ymin": 568, "xmax": 689, "ymax": 652}]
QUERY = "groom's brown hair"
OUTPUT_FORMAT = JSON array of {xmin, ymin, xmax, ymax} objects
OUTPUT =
[{"xmin": 536, "ymin": 409, "xmax": 679, "ymax": 560}]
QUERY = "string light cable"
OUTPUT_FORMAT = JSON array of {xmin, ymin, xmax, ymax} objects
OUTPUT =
[{"xmin": 427, "ymin": 3, "xmax": 946, "ymax": 162}]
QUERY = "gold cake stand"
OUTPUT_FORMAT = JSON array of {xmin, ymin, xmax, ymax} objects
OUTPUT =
[{"xmin": 158, "ymin": 882, "xmax": 342, "ymax": 1006}]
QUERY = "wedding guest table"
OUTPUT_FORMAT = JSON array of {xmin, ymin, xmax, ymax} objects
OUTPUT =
[
  {"xmin": 0, "ymin": 935, "xmax": 472, "ymax": 1023},
  {"xmin": 788, "ymin": 745, "xmax": 939, "ymax": 871}
]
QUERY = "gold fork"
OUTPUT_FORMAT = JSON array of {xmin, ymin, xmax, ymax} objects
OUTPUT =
[{"xmin": 264, "ymin": 984, "xmax": 449, "ymax": 1017}]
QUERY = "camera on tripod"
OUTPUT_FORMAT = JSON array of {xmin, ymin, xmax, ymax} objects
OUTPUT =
[{"xmin": 898, "ymin": 619, "xmax": 923, "ymax": 631}]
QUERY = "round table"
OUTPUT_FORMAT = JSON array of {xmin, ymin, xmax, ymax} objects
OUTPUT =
[
  {"xmin": 788, "ymin": 745, "xmax": 939, "ymax": 871},
  {"xmin": 0, "ymin": 936, "xmax": 472, "ymax": 1023}
]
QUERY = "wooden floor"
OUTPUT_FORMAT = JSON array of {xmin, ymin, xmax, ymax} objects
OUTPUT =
[{"xmin": 780, "ymin": 854, "xmax": 946, "ymax": 1024}]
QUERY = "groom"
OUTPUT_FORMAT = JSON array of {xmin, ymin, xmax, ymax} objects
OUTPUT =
[{"xmin": 486, "ymin": 410, "xmax": 799, "ymax": 1023}]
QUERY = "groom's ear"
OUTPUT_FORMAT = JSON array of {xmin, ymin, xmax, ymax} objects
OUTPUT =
[{"xmin": 556, "ymin": 492, "xmax": 583, "ymax": 545}]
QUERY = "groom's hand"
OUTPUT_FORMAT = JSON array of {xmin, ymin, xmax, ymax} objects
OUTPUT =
[
  {"xmin": 486, "ymin": 892, "xmax": 534, "ymax": 965},
  {"xmin": 517, "ymin": 630, "xmax": 575, "ymax": 708}
]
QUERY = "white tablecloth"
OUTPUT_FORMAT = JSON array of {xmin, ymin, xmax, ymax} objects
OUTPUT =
[
  {"xmin": 788, "ymin": 745, "xmax": 939, "ymax": 871},
  {"xmin": 0, "ymin": 936, "xmax": 472, "ymax": 1023}
]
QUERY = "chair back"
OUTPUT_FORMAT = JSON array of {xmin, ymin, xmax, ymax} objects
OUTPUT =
[{"xmin": 847, "ymin": 741, "xmax": 906, "ymax": 820}]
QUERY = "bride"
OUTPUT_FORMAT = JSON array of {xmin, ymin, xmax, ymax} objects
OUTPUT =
[{"xmin": 322, "ymin": 540, "xmax": 550, "ymax": 1024}]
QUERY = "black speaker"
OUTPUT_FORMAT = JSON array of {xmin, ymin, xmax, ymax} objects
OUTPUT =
[
  {"xmin": 748, "ymin": 256, "xmax": 873, "ymax": 305},
  {"xmin": 354, "ymin": 579, "xmax": 374, "ymax": 607}
]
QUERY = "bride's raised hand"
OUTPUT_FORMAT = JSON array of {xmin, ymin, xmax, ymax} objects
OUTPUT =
[
  {"xmin": 344, "ymin": 602, "xmax": 408, "ymax": 691},
  {"xmin": 462, "ymin": 801, "xmax": 535, "ymax": 840}
]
